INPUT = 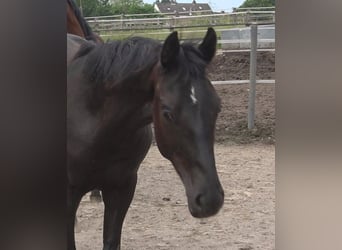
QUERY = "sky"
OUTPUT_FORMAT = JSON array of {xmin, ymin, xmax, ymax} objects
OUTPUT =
[{"xmin": 144, "ymin": 0, "xmax": 246, "ymax": 12}]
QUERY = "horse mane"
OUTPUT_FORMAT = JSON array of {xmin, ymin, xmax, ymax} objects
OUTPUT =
[
  {"xmin": 67, "ymin": 0, "xmax": 98, "ymax": 42},
  {"xmin": 76, "ymin": 37, "xmax": 210, "ymax": 91},
  {"xmin": 80, "ymin": 37, "xmax": 161, "ymax": 88},
  {"xmin": 71, "ymin": 36, "xmax": 212, "ymax": 114}
]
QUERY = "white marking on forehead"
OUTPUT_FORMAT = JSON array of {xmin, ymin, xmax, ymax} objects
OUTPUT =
[{"xmin": 190, "ymin": 86, "xmax": 197, "ymax": 104}]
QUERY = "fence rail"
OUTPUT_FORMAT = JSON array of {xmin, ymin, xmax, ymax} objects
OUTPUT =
[
  {"xmin": 212, "ymin": 80, "xmax": 275, "ymax": 85},
  {"xmin": 85, "ymin": 11, "xmax": 275, "ymax": 33}
]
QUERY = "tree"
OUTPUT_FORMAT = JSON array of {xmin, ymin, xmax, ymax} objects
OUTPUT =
[
  {"xmin": 76, "ymin": 0, "xmax": 155, "ymax": 16},
  {"xmin": 76, "ymin": 0, "xmax": 113, "ymax": 16},
  {"xmin": 111, "ymin": 0, "xmax": 154, "ymax": 15},
  {"xmin": 239, "ymin": 0, "xmax": 275, "ymax": 8}
]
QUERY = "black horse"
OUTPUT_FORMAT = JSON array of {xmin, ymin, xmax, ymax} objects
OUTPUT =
[
  {"xmin": 67, "ymin": 0, "xmax": 103, "ymax": 201},
  {"xmin": 67, "ymin": 28, "xmax": 224, "ymax": 250}
]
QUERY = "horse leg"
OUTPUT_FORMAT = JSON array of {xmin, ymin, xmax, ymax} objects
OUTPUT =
[
  {"xmin": 102, "ymin": 174, "xmax": 137, "ymax": 250},
  {"xmin": 90, "ymin": 189, "xmax": 102, "ymax": 202},
  {"xmin": 67, "ymin": 186, "xmax": 84, "ymax": 250}
]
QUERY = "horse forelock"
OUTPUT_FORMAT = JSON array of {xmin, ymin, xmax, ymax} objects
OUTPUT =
[
  {"xmin": 166, "ymin": 43, "xmax": 218, "ymax": 109},
  {"xmin": 180, "ymin": 43, "xmax": 208, "ymax": 78}
]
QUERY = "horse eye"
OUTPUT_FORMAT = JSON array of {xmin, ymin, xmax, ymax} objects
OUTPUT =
[{"xmin": 162, "ymin": 109, "xmax": 174, "ymax": 122}]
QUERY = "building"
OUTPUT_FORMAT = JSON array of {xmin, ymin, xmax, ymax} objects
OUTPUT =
[{"xmin": 154, "ymin": 0, "xmax": 212, "ymax": 16}]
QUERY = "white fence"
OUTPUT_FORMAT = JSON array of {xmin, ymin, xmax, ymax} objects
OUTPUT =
[
  {"xmin": 85, "ymin": 11, "xmax": 275, "ymax": 32},
  {"xmin": 220, "ymin": 25, "xmax": 275, "ymax": 49}
]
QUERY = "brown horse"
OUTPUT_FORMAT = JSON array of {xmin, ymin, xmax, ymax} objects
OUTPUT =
[
  {"xmin": 67, "ymin": 0, "xmax": 103, "ymax": 43},
  {"xmin": 67, "ymin": 28, "xmax": 224, "ymax": 250}
]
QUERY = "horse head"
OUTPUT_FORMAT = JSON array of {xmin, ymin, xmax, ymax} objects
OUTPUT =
[{"xmin": 152, "ymin": 28, "xmax": 224, "ymax": 218}]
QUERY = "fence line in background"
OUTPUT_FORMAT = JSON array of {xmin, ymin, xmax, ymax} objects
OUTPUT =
[
  {"xmin": 86, "ymin": 11, "xmax": 275, "ymax": 32},
  {"xmin": 217, "ymin": 48, "xmax": 275, "ymax": 53},
  {"xmin": 84, "ymin": 10, "xmax": 213, "ymax": 20},
  {"xmin": 212, "ymin": 80, "xmax": 275, "ymax": 85},
  {"xmin": 234, "ymin": 7, "xmax": 275, "ymax": 11},
  {"xmin": 84, "ymin": 10, "xmax": 274, "ymax": 21}
]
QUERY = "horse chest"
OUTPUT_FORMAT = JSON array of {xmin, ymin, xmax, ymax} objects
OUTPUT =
[{"xmin": 68, "ymin": 124, "xmax": 152, "ymax": 187}]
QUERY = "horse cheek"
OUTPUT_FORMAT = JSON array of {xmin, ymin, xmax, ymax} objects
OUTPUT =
[{"xmin": 152, "ymin": 105, "xmax": 169, "ymax": 159}]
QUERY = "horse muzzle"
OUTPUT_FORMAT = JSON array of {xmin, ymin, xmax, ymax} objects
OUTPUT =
[
  {"xmin": 187, "ymin": 184, "xmax": 224, "ymax": 218},
  {"xmin": 171, "ymin": 153, "xmax": 224, "ymax": 218}
]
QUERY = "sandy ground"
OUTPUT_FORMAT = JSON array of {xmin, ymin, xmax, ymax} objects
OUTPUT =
[
  {"xmin": 214, "ymin": 84, "xmax": 275, "ymax": 145},
  {"xmin": 75, "ymin": 144, "xmax": 274, "ymax": 250}
]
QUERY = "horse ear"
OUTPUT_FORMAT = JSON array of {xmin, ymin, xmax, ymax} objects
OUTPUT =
[
  {"xmin": 199, "ymin": 27, "xmax": 217, "ymax": 63},
  {"xmin": 161, "ymin": 31, "xmax": 180, "ymax": 69}
]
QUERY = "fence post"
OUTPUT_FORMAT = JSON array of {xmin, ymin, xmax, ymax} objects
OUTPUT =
[
  {"xmin": 79, "ymin": 0, "xmax": 83, "ymax": 16},
  {"xmin": 248, "ymin": 23, "xmax": 258, "ymax": 129},
  {"xmin": 94, "ymin": 18, "xmax": 99, "ymax": 33},
  {"xmin": 120, "ymin": 14, "xmax": 124, "ymax": 30},
  {"xmin": 169, "ymin": 16, "xmax": 175, "ymax": 32}
]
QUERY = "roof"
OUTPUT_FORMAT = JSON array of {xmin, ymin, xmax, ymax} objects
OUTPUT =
[{"xmin": 154, "ymin": 3, "xmax": 212, "ymax": 15}]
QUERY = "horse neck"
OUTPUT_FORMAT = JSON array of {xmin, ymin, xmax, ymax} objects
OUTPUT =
[
  {"xmin": 98, "ymin": 90, "xmax": 152, "ymax": 135},
  {"xmin": 82, "ymin": 39, "xmax": 162, "ymax": 128},
  {"xmin": 102, "ymin": 40, "xmax": 161, "ymax": 96},
  {"xmin": 117, "ymin": 64, "xmax": 160, "ymax": 117},
  {"xmin": 96, "ymin": 69, "xmax": 157, "ymax": 136}
]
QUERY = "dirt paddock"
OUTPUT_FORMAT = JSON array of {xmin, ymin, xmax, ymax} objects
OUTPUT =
[
  {"xmin": 76, "ymin": 144, "xmax": 274, "ymax": 250},
  {"xmin": 75, "ymin": 51, "xmax": 275, "ymax": 249}
]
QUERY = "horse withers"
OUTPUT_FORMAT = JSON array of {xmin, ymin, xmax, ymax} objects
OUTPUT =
[{"xmin": 67, "ymin": 28, "xmax": 224, "ymax": 250}]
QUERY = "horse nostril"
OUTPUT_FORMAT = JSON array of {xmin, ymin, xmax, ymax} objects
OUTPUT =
[{"xmin": 195, "ymin": 194, "xmax": 203, "ymax": 207}]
